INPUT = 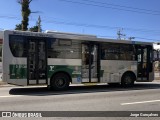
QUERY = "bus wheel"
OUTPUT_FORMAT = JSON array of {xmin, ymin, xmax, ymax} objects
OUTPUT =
[
  {"xmin": 121, "ymin": 73, "xmax": 135, "ymax": 87},
  {"xmin": 51, "ymin": 73, "xmax": 70, "ymax": 90}
]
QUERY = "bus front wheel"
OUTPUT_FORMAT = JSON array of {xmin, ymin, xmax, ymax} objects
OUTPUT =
[
  {"xmin": 121, "ymin": 73, "xmax": 135, "ymax": 87},
  {"xmin": 51, "ymin": 73, "xmax": 70, "ymax": 90}
]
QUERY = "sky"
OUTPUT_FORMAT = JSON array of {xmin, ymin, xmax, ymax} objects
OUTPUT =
[{"xmin": 0, "ymin": 0, "xmax": 160, "ymax": 42}]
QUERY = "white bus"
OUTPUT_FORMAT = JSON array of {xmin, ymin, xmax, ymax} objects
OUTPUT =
[{"xmin": 2, "ymin": 30, "xmax": 155, "ymax": 90}]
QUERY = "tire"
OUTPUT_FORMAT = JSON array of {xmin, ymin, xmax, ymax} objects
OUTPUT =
[
  {"xmin": 121, "ymin": 73, "xmax": 135, "ymax": 87},
  {"xmin": 51, "ymin": 73, "xmax": 70, "ymax": 90}
]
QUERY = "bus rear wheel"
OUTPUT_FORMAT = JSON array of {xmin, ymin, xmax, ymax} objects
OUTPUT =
[
  {"xmin": 51, "ymin": 73, "xmax": 70, "ymax": 90},
  {"xmin": 121, "ymin": 73, "xmax": 135, "ymax": 87}
]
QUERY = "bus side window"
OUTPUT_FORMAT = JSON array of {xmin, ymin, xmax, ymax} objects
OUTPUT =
[
  {"xmin": 9, "ymin": 35, "xmax": 27, "ymax": 57},
  {"xmin": 101, "ymin": 49, "xmax": 105, "ymax": 59},
  {"xmin": 85, "ymin": 53, "xmax": 89, "ymax": 65}
]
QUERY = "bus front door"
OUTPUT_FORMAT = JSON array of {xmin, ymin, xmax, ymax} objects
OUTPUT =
[
  {"xmin": 137, "ymin": 46, "xmax": 153, "ymax": 81},
  {"xmin": 82, "ymin": 43, "xmax": 100, "ymax": 83},
  {"xmin": 27, "ymin": 38, "xmax": 47, "ymax": 85}
]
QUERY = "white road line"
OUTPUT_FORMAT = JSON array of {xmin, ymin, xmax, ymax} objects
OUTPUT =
[
  {"xmin": 0, "ymin": 95, "xmax": 23, "ymax": 98},
  {"xmin": 0, "ymin": 93, "xmax": 59, "ymax": 98},
  {"xmin": 121, "ymin": 100, "xmax": 160, "ymax": 105}
]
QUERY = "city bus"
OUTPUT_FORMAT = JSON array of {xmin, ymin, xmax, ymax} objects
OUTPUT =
[{"xmin": 2, "ymin": 30, "xmax": 155, "ymax": 90}]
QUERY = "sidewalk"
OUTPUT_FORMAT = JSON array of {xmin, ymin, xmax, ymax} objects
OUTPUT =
[
  {"xmin": 0, "ymin": 80, "xmax": 5, "ymax": 85},
  {"xmin": 154, "ymin": 79, "xmax": 160, "ymax": 82},
  {"xmin": 0, "ymin": 79, "xmax": 160, "ymax": 87},
  {"xmin": 0, "ymin": 80, "xmax": 15, "ymax": 87}
]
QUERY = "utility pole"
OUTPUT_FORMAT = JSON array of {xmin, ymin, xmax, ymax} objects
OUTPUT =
[
  {"xmin": 37, "ymin": 16, "xmax": 41, "ymax": 32},
  {"xmin": 117, "ymin": 29, "xmax": 126, "ymax": 40}
]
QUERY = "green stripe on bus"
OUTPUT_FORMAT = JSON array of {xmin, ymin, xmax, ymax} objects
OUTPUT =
[
  {"xmin": 9, "ymin": 64, "xmax": 81, "ymax": 79},
  {"xmin": 48, "ymin": 65, "xmax": 81, "ymax": 78},
  {"xmin": 9, "ymin": 64, "xmax": 27, "ymax": 79},
  {"xmin": 9, "ymin": 64, "xmax": 103, "ymax": 79}
]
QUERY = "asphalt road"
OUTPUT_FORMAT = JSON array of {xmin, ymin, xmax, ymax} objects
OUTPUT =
[{"xmin": 0, "ymin": 82, "xmax": 160, "ymax": 120}]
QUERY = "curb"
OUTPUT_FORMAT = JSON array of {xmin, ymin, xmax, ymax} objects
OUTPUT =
[
  {"xmin": 153, "ymin": 80, "xmax": 160, "ymax": 82},
  {"xmin": 0, "ymin": 80, "xmax": 160, "ymax": 87},
  {"xmin": 0, "ymin": 84, "xmax": 15, "ymax": 87},
  {"xmin": 0, "ymin": 81, "xmax": 6, "ymax": 85},
  {"xmin": 0, "ymin": 81, "xmax": 15, "ymax": 87}
]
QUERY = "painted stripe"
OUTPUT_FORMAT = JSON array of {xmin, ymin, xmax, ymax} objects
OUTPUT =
[
  {"xmin": 0, "ymin": 95, "xmax": 22, "ymax": 98},
  {"xmin": 121, "ymin": 99, "xmax": 160, "ymax": 105}
]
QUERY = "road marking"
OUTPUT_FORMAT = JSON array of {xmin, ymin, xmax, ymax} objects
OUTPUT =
[
  {"xmin": 121, "ymin": 99, "xmax": 160, "ymax": 105},
  {"xmin": 0, "ymin": 95, "xmax": 22, "ymax": 98}
]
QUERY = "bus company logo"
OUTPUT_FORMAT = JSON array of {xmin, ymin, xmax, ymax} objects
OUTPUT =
[
  {"xmin": 49, "ymin": 66, "xmax": 55, "ymax": 71},
  {"xmin": 2, "ymin": 112, "xmax": 11, "ymax": 117}
]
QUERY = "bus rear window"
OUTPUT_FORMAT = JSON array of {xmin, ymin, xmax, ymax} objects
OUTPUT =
[{"xmin": 9, "ymin": 35, "xmax": 27, "ymax": 57}]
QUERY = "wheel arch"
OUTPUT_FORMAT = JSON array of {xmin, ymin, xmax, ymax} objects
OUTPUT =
[
  {"xmin": 121, "ymin": 71, "xmax": 137, "ymax": 82},
  {"xmin": 50, "ymin": 71, "xmax": 72, "ymax": 84}
]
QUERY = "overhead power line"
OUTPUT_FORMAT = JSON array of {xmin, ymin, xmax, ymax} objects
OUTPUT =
[
  {"xmin": 134, "ymin": 36, "xmax": 160, "ymax": 41},
  {"xmin": 0, "ymin": 14, "xmax": 160, "ymax": 41},
  {"xmin": 0, "ymin": 15, "xmax": 20, "ymax": 20},
  {"xmin": 57, "ymin": 0, "xmax": 160, "ymax": 16},
  {"xmin": 97, "ymin": 35, "xmax": 160, "ymax": 42},
  {"xmin": 43, "ymin": 19, "xmax": 160, "ymax": 34},
  {"xmin": 0, "ymin": 14, "xmax": 160, "ymax": 35},
  {"xmin": 82, "ymin": 0, "xmax": 160, "ymax": 14}
]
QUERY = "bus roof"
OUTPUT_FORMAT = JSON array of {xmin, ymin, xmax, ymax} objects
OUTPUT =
[
  {"xmin": 4, "ymin": 30, "xmax": 153, "ymax": 45},
  {"xmin": 45, "ymin": 30, "xmax": 97, "ymax": 38}
]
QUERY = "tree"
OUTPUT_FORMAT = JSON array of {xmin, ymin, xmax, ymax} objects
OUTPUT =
[
  {"xmin": 29, "ymin": 16, "xmax": 42, "ymax": 32},
  {"xmin": 29, "ymin": 25, "xmax": 38, "ymax": 32},
  {"xmin": 15, "ymin": 24, "xmax": 22, "ymax": 30},
  {"xmin": 17, "ymin": 0, "xmax": 32, "ymax": 31}
]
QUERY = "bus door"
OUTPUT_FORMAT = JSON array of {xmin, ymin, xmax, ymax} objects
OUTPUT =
[
  {"xmin": 137, "ymin": 45, "xmax": 153, "ymax": 81},
  {"xmin": 81, "ymin": 43, "xmax": 100, "ymax": 83},
  {"xmin": 27, "ymin": 38, "xmax": 47, "ymax": 85},
  {"xmin": 154, "ymin": 49, "xmax": 160, "ymax": 79}
]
